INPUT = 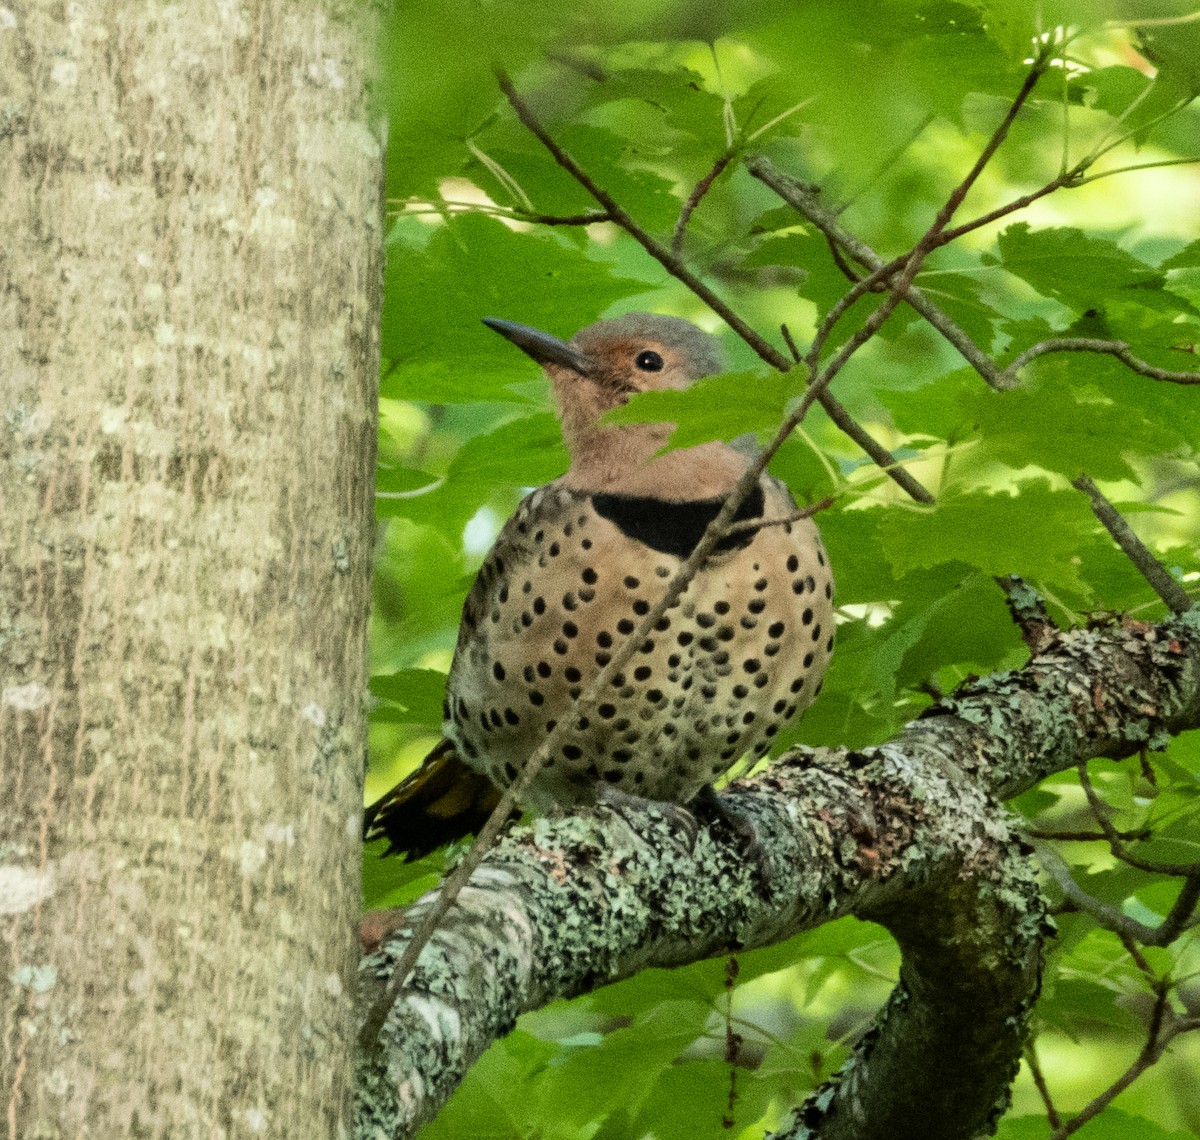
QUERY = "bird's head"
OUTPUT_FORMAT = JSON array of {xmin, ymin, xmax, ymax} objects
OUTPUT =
[{"xmin": 484, "ymin": 313, "xmax": 737, "ymax": 496}]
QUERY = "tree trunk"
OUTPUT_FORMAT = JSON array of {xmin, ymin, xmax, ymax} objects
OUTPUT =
[{"xmin": 0, "ymin": 3, "xmax": 382, "ymax": 1135}]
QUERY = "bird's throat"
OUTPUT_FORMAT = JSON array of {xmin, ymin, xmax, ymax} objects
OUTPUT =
[{"xmin": 562, "ymin": 432, "xmax": 751, "ymax": 500}]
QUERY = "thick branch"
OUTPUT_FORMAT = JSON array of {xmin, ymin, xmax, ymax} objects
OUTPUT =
[{"xmin": 355, "ymin": 609, "xmax": 1200, "ymax": 1138}]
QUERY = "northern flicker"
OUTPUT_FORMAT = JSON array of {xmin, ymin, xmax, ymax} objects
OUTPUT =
[{"xmin": 364, "ymin": 313, "xmax": 835, "ymax": 860}]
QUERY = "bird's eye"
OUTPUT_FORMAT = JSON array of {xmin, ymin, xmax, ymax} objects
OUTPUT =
[{"xmin": 635, "ymin": 350, "xmax": 664, "ymax": 372}]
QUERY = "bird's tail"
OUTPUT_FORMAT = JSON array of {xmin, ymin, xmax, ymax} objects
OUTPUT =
[{"xmin": 362, "ymin": 739, "xmax": 505, "ymax": 861}]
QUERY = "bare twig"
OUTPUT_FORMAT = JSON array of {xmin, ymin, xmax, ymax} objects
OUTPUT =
[
  {"xmin": 1076, "ymin": 763, "xmax": 1200, "ymax": 879},
  {"xmin": 823, "ymin": 232, "xmax": 864, "ymax": 284},
  {"xmin": 745, "ymin": 157, "xmax": 1015, "ymax": 391},
  {"xmin": 815, "ymin": 399, "xmax": 933, "ymax": 502},
  {"xmin": 722, "ymin": 956, "xmax": 741, "ymax": 1129},
  {"xmin": 930, "ymin": 45, "xmax": 1054, "ymax": 233},
  {"xmin": 1033, "ymin": 841, "xmax": 1200, "ymax": 947},
  {"xmin": 516, "ymin": 209, "xmax": 615, "ymax": 226},
  {"xmin": 393, "ymin": 200, "xmax": 612, "ymax": 227},
  {"xmin": 1117, "ymin": 930, "xmax": 1157, "ymax": 981},
  {"xmin": 1002, "ymin": 337, "xmax": 1200, "ymax": 386},
  {"xmin": 780, "ymin": 323, "xmax": 802, "ymax": 363},
  {"xmin": 837, "ymin": 112, "xmax": 936, "ymax": 213},
  {"xmin": 1025, "ymin": 1043, "xmax": 1063, "ymax": 1130},
  {"xmin": 792, "ymin": 60, "xmax": 1049, "ymax": 415},
  {"xmin": 719, "ymin": 497, "xmax": 836, "ymax": 540},
  {"xmin": 1034, "ymin": 842, "xmax": 1156, "ymax": 941},
  {"xmin": 799, "ymin": 43, "xmax": 1055, "ymax": 373},
  {"xmin": 1024, "ymin": 827, "xmax": 1152, "ymax": 843},
  {"xmin": 496, "ymin": 68, "xmax": 936, "ymax": 506},
  {"xmin": 673, "ymin": 150, "xmax": 735, "ymax": 256},
  {"xmin": 1072, "ymin": 475, "xmax": 1194, "ymax": 615},
  {"xmin": 1048, "ymin": 987, "xmax": 1200, "ymax": 1139}
]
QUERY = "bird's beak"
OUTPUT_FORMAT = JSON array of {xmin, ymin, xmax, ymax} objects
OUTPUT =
[{"xmin": 483, "ymin": 317, "xmax": 593, "ymax": 375}]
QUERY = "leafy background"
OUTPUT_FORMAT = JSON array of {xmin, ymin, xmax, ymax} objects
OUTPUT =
[{"xmin": 366, "ymin": 1, "xmax": 1200, "ymax": 1136}]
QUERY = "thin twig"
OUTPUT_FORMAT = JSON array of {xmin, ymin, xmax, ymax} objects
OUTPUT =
[
  {"xmin": 719, "ymin": 497, "xmax": 835, "ymax": 540},
  {"xmin": 1116, "ymin": 929, "xmax": 1157, "ymax": 981},
  {"xmin": 780, "ymin": 323, "xmax": 802, "ymax": 363},
  {"xmin": 837, "ymin": 113, "xmax": 936, "ymax": 213},
  {"xmin": 722, "ymin": 956, "xmax": 741, "ymax": 1129},
  {"xmin": 1072, "ymin": 475, "xmax": 1194, "ymax": 615},
  {"xmin": 1073, "ymin": 154, "xmax": 1200, "ymax": 183},
  {"xmin": 823, "ymin": 232, "xmax": 864, "ymax": 284},
  {"xmin": 394, "ymin": 201, "xmax": 613, "ymax": 227},
  {"xmin": 800, "ymin": 42, "xmax": 1055, "ymax": 373},
  {"xmin": 1033, "ymin": 841, "xmax": 1200, "ymax": 947},
  {"xmin": 497, "ymin": 69, "xmax": 936, "ymax": 506},
  {"xmin": 1048, "ymin": 989, "xmax": 1200, "ymax": 1138},
  {"xmin": 1075, "ymin": 763, "xmax": 1200, "ymax": 878},
  {"xmin": 797, "ymin": 66, "xmax": 1044, "ymax": 407},
  {"xmin": 1002, "ymin": 337, "xmax": 1200, "ymax": 386},
  {"xmin": 1024, "ymin": 827, "xmax": 1152, "ymax": 843},
  {"xmin": 746, "ymin": 157, "xmax": 1014, "ymax": 391},
  {"xmin": 816, "ymin": 398, "xmax": 933, "ymax": 502},
  {"xmin": 1034, "ymin": 842, "xmax": 1159, "ymax": 942},
  {"xmin": 1025, "ymin": 1042, "xmax": 1062, "ymax": 1130},
  {"xmin": 673, "ymin": 150, "xmax": 735, "ymax": 256},
  {"xmin": 516, "ymin": 209, "xmax": 615, "ymax": 226},
  {"xmin": 751, "ymin": 89, "xmax": 1198, "ymax": 366}
]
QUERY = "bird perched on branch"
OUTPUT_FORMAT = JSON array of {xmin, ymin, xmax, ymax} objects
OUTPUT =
[{"xmin": 364, "ymin": 313, "xmax": 835, "ymax": 860}]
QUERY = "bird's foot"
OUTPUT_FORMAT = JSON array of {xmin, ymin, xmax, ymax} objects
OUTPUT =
[
  {"xmin": 688, "ymin": 784, "xmax": 773, "ymax": 878},
  {"xmin": 596, "ymin": 784, "xmax": 700, "ymax": 851}
]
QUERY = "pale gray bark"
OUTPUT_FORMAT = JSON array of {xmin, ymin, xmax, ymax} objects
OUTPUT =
[
  {"xmin": 1, "ymin": 3, "xmax": 383, "ymax": 1135},
  {"xmin": 356, "ymin": 608, "xmax": 1200, "ymax": 1139}
]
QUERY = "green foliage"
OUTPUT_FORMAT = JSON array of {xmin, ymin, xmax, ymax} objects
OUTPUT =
[{"xmin": 372, "ymin": 1, "xmax": 1200, "ymax": 1136}]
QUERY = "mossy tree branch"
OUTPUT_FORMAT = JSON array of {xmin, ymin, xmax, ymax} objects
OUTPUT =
[{"xmin": 355, "ymin": 608, "xmax": 1200, "ymax": 1139}]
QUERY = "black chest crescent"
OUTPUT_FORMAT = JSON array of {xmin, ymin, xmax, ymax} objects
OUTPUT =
[{"xmin": 589, "ymin": 486, "xmax": 765, "ymax": 558}]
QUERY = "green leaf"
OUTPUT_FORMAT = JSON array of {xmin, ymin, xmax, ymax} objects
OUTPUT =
[
  {"xmin": 603, "ymin": 368, "xmax": 797, "ymax": 448},
  {"xmin": 384, "ymin": 413, "xmax": 570, "ymax": 545},
  {"xmin": 1066, "ymin": 65, "xmax": 1151, "ymax": 119},
  {"xmin": 1065, "ymin": 1108, "xmax": 1194, "ymax": 1140},
  {"xmin": 372, "ymin": 520, "xmax": 465, "ymax": 668},
  {"xmin": 420, "ymin": 1029, "xmax": 558, "ymax": 1140},
  {"xmin": 995, "ymin": 1114, "xmax": 1060, "ymax": 1140},
  {"xmin": 874, "ymin": 481, "xmax": 1094, "ymax": 596},
  {"xmin": 480, "ymin": 125, "xmax": 681, "ymax": 233},
  {"xmin": 1132, "ymin": 16, "xmax": 1200, "ymax": 145},
  {"xmin": 376, "ymin": 464, "xmax": 442, "ymax": 496},
  {"xmin": 987, "ymin": 223, "xmax": 1168, "ymax": 312},
  {"xmin": 885, "ymin": 366, "xmax": 1184, "ymax": 482},
  {"xmin": 370, "ymin": 668, "xmax": 447, "ymax": 726},
  {"xmin": 1162, "ymin": 237, "xmax": 1200, "ymax": 271},
  {"xmin": 536, "ymin": 999, "xmax": 709, "ymax": 1129},
  {"xmin": 445, "ymin": 412, "xmax": 570, "ymax": 490}
]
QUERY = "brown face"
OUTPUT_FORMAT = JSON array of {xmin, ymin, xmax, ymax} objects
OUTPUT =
[
  {"xmin": 482, "ymin": 314, "xmax": 723, "ymax": 442},
  {"xmin": 564, "ymin": 334, "xmax": 698, "ymax": 410}
]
